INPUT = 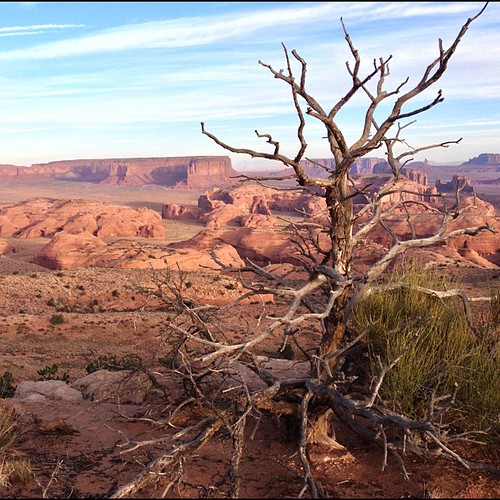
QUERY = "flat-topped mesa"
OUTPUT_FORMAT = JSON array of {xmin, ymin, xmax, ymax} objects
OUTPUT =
[
  {"xmin": 462, "ymin": 153, "xmax": 500, "ymax": 166},
  {"xmin": 0, "ymin": 156, "xmax": 239, "ymax": 188}
]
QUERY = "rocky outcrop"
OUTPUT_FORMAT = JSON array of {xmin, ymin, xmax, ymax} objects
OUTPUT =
[
  {"xmin": 32, "ymin": 231, "xmax": 244, "ymax": 271},
  {"xmin": 286, "ymin": 158, "xmax": 433, "ymax": 179},
  {"xmin": 173, "ymin": 228, "xmax": 299, "ymax": 265},
  {"xmin": 164, "ymin": 185, "xmax": 317, "ymax": 229},
  {"xmin": 0, "ymin": 156, "xmax": 238, "ymax": 189},
  {"xmin": 404, "ymin": 169, "xmax": 428, "ymax": 186},
  {"xmin": 33, "ymin": 231, "xmax": 107, "ymax": 269},
  {"xmin": 355, "ymin": 197, "xmax": 499, "ymax": 267},
  {"xmin": 435, "ymin": 175, "xmax": 474, "ymax": 194},
  {"xmin": 161, "ymin": 203, "xmax": 203, "ymax": 221},
  {"xmin": 0, "ymin": 198, "xmax": 165, "ymax": 239},
  {"xmin": 349, "ymin": 175, "xmax": 435, "ymax": 206}
]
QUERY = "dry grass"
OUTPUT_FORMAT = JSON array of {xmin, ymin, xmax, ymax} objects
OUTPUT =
[
  {"xmin": 351, "ymin": 261, "xmax": 500, "ymax": 441},
  {"xmin": 0, "ymin": 408, "xmax": 32, "ymax": 489}
]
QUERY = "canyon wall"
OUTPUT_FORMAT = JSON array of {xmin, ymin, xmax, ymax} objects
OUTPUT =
[{"xmin": 0, "ymin": 156, "xmax": 238, "ymax": 189}]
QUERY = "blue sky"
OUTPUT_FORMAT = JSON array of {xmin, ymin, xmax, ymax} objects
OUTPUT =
[{"xmin": 0, "ymin": 2, "xmax": 498, "ymax": 170}]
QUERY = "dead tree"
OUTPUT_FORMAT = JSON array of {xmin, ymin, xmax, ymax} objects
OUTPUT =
[
  {"xmin": 111, "ymin": 4, "xmax": 498, "ymax": 498},
  {"xmin": 200, "ymin": 3, "xmax": 494, "ymax": 375}
]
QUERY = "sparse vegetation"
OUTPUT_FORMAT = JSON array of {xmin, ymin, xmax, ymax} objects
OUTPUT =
[
  {"xmin": 36, "ymin": 364, "xmax": 70, "ymax": 383},
  {"xmin": 0, "ymin": 372, "xmax": 16, "ymax": 399},
  {"xmin": 49, "ymin": 314, "xmax": 64, "ymax": 325},
  {"xmin": 0, "ymin": 408, "xmax": 32, "ymax": 489},
  {"xmin": 85, "ymin": 354, "xmax": 142, "ymax": 374},
  {"xmin": 351, "ymin": 261, "xmax": 500, "ymax": 440}
]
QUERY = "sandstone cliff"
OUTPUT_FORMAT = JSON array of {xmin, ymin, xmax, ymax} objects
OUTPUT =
[{"xmin": 0, "ymin": 156, "xmax": 238, "ymax": 189}]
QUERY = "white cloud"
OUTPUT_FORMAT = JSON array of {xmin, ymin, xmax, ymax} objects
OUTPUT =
[
  {"xmin": 0, "ymin": 24, "xmax": 86, "ymax": 33},
  {"xmin": 0, "ymin": 2, "xmax": 489, "ymax": 61}
]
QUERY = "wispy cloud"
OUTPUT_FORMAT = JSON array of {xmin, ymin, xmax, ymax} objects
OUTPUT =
[
  {"xmin": 0, "ymin": 4, "xmax": 336, "ymax": 60},
  {"xmin": 0, "ymin": 24, "xmax": 86, "ymax": 37},
  {"xmin": 0, "ymin": 2, "xmax": 487, "ymax": 61},
  {"xmin": 0, "ymin": 2, "xmax": 496, "ymax": 165}
]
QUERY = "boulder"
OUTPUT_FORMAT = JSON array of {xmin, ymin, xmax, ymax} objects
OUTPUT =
[
  {"xmin": 33, "ymin": 231, "xmax": 107, "ymax": 269},
  {"xmin": 71, "ymin": 369, "xmax": 152, "ymax": 404},
  {"xmin": 162, "ymin": 203, "xmax": 202, "ymax": 220},
  {"xmin": 15, "ymin": 381, "xmax": 83, "ymax": 402}
]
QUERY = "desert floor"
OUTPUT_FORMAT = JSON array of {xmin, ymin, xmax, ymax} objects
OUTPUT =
[{"xmin": 0, "ymin": 181, "xmax": 498, "ymax": 498}]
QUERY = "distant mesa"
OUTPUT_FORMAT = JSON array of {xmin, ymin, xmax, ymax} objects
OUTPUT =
[
  {"xmin": 0, "ymin": 156, "xmax": 238, "ymax": 189},
  {"xmin": 462, "ymin": 153, "xmax": 500, "ymax": 166}
]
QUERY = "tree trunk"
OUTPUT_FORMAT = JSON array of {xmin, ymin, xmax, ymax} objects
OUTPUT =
[
  {"xmin": 318, "ymin": 175, "xmax": 354, "ymax": 376},
  {"xmin": 319, "ymin": 290, "xmax": 351, "ymax": 376}
]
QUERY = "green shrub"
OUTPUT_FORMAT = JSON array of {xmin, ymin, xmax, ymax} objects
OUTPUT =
[
  {"xmin": 36, "ymin": 364, "xmax": 69, "ymax": 383},
  {"xmin": 85, "ymin": 354, "xmax": 142, "ymax": 374},
  {"xmin": 351, "ymin": 261, "xmax": 499, "ymax": 441},
  {"xmin": 50, "ymin": 314, "xmax": 64, "ymax": 325},
  {"xmin": 0, "ymin": 372, "xmax": 16, "ymax": 399}
]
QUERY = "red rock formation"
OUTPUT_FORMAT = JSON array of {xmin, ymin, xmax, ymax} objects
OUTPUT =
[
  {"xmin": 0, "ymin": 156, "xmax": 238, "ymax": 189},
  {"xmin": 33, "ymin": 232, "xmax": 244, "ymax": 271},
  {"xmin": 435, "ymin": 175, "xmax": 474, "ymax": 194},
  {"xmin": 173, "ymin": 228, "xmax": 299, "ymax": 265},
  {"xmin": 0, "ymin": 198, "xmax": 165, "ymax": 239},
  {"xmin": 162, "ymin": 203, "xmax": 202, "ymax": 221},
  {"xmin": 349, "ymin": 175, "xmax": 434, "ymax": 205},
  {"xmin": 164, "ymin": 184, "xmax": 322, "ymax": 229},
  {"xmin": 404, "ymin": 169, "xmax": 428, "ymax": 186},
  {"xmin": 199, "ymin": 185, "xmax": 324, "ymax": 215}
]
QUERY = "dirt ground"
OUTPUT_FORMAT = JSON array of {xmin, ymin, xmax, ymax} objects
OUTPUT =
[
  {"xmin": 0, "ymin": 183, "xmax": 498, "ymax": 498},
  {"xmin": 0, "ymin": 255, "xmax": 498, "ymax": 498}
]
